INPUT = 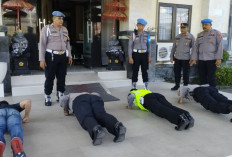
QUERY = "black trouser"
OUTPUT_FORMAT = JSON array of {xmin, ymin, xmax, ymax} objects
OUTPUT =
[
  {"xmin": 44, "ymin": 52, "xmax": 67, "ymax": 95},
  {"xmin": 132, "ymin": 53, "xmax": 148, "ymax": 82},
  {"xmin": 198, "ymin": 60, "xmax": 216, "ymax": 87},
  {"xmin": 174, "ymin": 58, "xmax": 190, "ymax": 86},
  {"xmin": 143, "ymin": 93, "xmax": 189, "ymax": 125},
  {"xmin": 193, "ymin": 87, "xmax": 232, "ymax": 114},
  {"xmin": 72, "ymin": 94, "xmax": 118, "ymax": 139}
]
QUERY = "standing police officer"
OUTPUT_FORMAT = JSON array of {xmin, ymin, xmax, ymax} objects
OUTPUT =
[
  {"xmin": 190, "ymin": 19, "xmax": 223, "ymax": 87},
  {"xmin": 170, "ymin": 23, "xmax": 195, "ymax": 91},
  {"xmin": 128, "ymin": 18, "xmax": 151, "ymax": 90},
  {"xmin": 39, "ymin": 11, "xmax": 72, "ymax": 106}
]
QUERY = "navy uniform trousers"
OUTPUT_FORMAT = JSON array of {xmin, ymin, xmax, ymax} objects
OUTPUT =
[
  {"xmin": 198, "ymin": 60, "xmax": 217, "ymax": 87},
  {"xmin": 193, "ymin": 87, "xmax": 232, "ymax": 114},
  {"xmin": 45, "ymin": 52, "xmax": 67, "ymax": 95},
  {"xmin": 72, "ymin": 94, "xmax": 118, "ymax": 140},
  {"xmin": 143, "ymin": 93, "xmax": 190, "ymax": 125},
  {"xmin": 174, "ymin": 58, "xmax": 190, "ymax": 86},
  {"xmin": 132, "ymin": 52, "xmax": 148, "ymax": 82}
]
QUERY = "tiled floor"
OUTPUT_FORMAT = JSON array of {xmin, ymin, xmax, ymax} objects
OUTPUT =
[{"xmin": 1, "ymin": 81, "xmax": 232, "ymax": 157}]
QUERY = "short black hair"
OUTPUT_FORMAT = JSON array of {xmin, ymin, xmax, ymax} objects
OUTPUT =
[
  {"xmin": 130, "ymin": 89, "xmax": 137, "ymax": 92},
  {"xmin": 0, "ymin": 100, "xmax": 9, "ymax": 105}
]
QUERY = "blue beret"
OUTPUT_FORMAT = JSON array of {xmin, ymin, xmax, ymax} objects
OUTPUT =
[
  {"xmin": 52, "ymin": 11, "xmax": 65, "ymax": 18},
  {"xmin": 201, "ymin": 19, "xmax": 213, "ymax": 23},
  {"xmin": 137, "ymin": 18, "xmax": 147, "ymax": 25}
]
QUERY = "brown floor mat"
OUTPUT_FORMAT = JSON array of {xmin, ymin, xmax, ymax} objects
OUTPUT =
[{"xmin": 65, "ymin": 83, "xmax": 120, "ymax": 102}]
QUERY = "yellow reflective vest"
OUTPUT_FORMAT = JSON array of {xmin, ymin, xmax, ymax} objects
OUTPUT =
[{"xmin": 130, "ymin": 89, "xmax": 152, "ymax": 112}]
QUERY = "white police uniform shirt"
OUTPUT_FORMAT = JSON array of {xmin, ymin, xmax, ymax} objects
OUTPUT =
[
  {"xmin": 60, "ymin": 92, "xmax": 100, "ymax": 113},
  {"xmin": 170, "ymin": 33, "xmax": 195, "ymax": 60},
  {"xmin": 128, "ymin": 31, "xmax": 151, "ymax": 58},
  {"xmin": 39, "ymin": 24, "xmax": 72, "ymax": 61},
  {"xmin": 191, "ymin": 29, "xmax": 223, "ymax": 61}
]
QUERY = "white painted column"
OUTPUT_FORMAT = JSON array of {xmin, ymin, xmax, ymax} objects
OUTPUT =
[{"xmin": 119, "ymin": 0, "xmax": 157, "ymax": 31}]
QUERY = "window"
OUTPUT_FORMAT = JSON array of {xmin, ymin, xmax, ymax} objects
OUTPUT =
[{"xmin": 158, "ymin": 3, "xmax": 192, "ymax": 42}]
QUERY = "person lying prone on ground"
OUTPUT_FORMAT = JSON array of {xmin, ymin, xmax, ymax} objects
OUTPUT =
[
  {"xmin": 60, "ymin": 92, "xmax": 126, "ymax": 145},
  {"xmin": 127, "ymin": 89, "xmax": 194, "ymax": 131},
  {"xmin": 0, "ymin": 99, "xmax": 31, "ymax": 157},
  {"xmin": 178, "ymin": 84, "xmax": 232, "ymax": 122}
]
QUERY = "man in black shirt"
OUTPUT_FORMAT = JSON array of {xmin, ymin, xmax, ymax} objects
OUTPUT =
[{"xmin": 0, "ymin": 99, "xmax": 31, "ymax": 157}]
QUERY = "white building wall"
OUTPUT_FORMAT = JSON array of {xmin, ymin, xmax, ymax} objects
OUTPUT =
[
  {"xmin": 120, "ymin": 0, "xmax": 230, "ymax": 37},
  {"xmin": 119, "ymin": 0, "xmax": 157, "ymax": 32},
  {"xmin": 208, "ymin": 0, "xmax": 230, "ymax": 33}
]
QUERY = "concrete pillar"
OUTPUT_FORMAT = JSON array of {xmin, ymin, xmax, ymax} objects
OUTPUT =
[
  {"xmin": 119, "ymin": 0, "xmax": 157, "ymax": 31},
  {"xmin": 0, "ymin": 0, "xmax": 2, "ymax": 25},
  {"xmin": 0, "ymin": 26, "xmax": 11, "ymax": 93}
]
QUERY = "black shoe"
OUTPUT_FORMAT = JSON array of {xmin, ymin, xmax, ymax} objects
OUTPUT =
[
  {"xmin": 227, "ymin": 100, "xmax": 232, "ymax": 104},
  {"xmin": 175, "ymin": 114, "xmax": 189, "ymax": 131},
  {"xmin": 229, "ymin": 105, "xmax": 232, "ymax": 112},
  {"xmin": 92, "ymin": 125, "xmax": 105, "ymax": 146},
  {"xmin": 45, "ymin": 100, "xmax": 51, "ymax": 106},
  {"xmin": 171, "ymin": 85, "xmax": 180, "ymax": 91},
  {"xmin": 184, "ymin": 113, "xmax": 194, "ymax": 129},
  {"xmin": 56, "ymin": 91, "xmax": 64, "ymax": 102},
  {"xmin": 113, "ymin": 122, "xmax": 126, "ymax": 143},
  {"xmin": 56, "ymin": 92, "xmax": 59, "ymax": 102},
  {"xmin": 14, "ymin": 152, "xmax": 26, "ymax": 157}
]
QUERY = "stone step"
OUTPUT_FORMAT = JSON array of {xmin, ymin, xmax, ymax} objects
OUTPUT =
[
  {"xmin": 97, "ymin": 71, "xmax": 127, "ymax": 80},
  {"xmin": 11, "ymin": 70, "xmax": 142, "ymax": 96},
  {"xmin": 11, "ymin": 79, "xmax": 135, "ymax": 96},
  {"xmin": 11, "ymin": 71, "xmax": 98, "ymax": 86}
]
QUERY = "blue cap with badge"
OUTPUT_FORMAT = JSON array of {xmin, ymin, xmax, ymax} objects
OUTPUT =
[
  {"xmin": 52, "ymin": 11, "xmax": 65, "ymax": 18},
  {"xmin": 201, "ymin": 18, "xmax": 213, "ymax": 23},
  {"xmin": 180, "ymin": 23, "xmax": 189, "ymax": 28},
  {"xmin": 137, "ymin": 18, "xmax": 147, "ymax": 25}
]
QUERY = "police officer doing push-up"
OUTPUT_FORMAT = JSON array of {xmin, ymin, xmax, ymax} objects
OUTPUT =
[
  {"xmin": 39, "ymin": 11, "xmax": 72, "ymax": 106},
  {"xmin": 178, "ymin": 85, "xmax": 232, "ymax": 122},
  {"xmin": 170, "ymin": 23, "xmax": 195, "ymax": 91},
  {"xmin": 190, "ymin": 19, "xmax": 223, "ymax": 87},
  {"xmin": 128, "ymin": 18, "xmax": 152, "ymax": 90},
  {"xmin": 127, "ymin": 89, "xmax": 194, "ymax": 131}
]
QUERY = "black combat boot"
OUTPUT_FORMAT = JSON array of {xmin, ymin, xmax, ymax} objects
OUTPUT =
[
  {"xmin": 132, "ymin": 82, "xmax": 137, "ymax": 90},
  {"xmin": 113, "ymin": 122, "xmax": 126, "ymax": 143},
  {"xmin": 175, "ymin": 114, "xmax": 189, "ymax": 131},
  {"xmin": 92, "ymin": 125, "xmax": 105, "ymax": 146},
  {"xmin": 57, "ymin": 91, "xmax": 64, "ymax": 102},
  {"xmin": 45, "ymin": 95, "xmax": 52, "ymax": 106},
  {"xmin": 171, "ymin": 85, "xmax": 180, "ymax": 91},
  {"xmin": 184, "ymin": 113, "xmax": 194, "ymax": 129}
]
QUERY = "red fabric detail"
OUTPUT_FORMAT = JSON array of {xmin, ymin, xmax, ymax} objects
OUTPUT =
[
  {"xmin": 0, "ymin": 142, "xmax": 5, "ymax": 157},
  {"xmin": 11, "ymin": 137, "xmax": 24, "ymax": 155}
]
